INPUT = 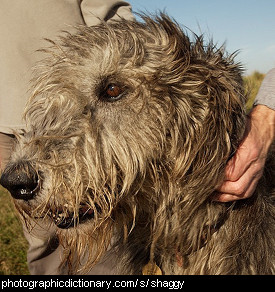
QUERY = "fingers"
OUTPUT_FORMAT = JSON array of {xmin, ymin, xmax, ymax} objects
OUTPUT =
[
  {"xmin": 214, "ymin": 176, "xmax": 260, "ymax": 202},
  {"xmin": 224, "ymin": 141, "xmax": 261, "ymax": 182},
  {"xmin": 215, "ymin": 162, "xmax": 264, "ymax": 202}
]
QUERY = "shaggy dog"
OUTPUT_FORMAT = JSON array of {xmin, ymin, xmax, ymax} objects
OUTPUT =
[{"xmin": 1, "ymin": 14, "xmax": 274, "ymax": 275}]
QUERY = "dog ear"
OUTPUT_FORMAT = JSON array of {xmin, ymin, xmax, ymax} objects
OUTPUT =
[
  {"xmin": 158, "ymin": 21, "xmax": 247, "ymax": 190},
  {"xmin": 143, "ymin": 13, "xmax": 191, "ymax": 85},
  {"xmin": 141, "ymin": 14, "xmax": 247, "ymax": 191}
]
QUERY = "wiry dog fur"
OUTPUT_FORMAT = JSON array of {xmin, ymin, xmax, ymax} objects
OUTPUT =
[{"xmin": 1, "ymin": 14, "xmax": 275, "ymax": 274}]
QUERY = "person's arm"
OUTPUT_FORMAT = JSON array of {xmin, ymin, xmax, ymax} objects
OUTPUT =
[
  {"xmin": 254, "ymin": 68, "xmax": 275, "ymax": 110},
  {"xmin": 216, "ymin": 69, "xmax": 275, "ymax": 202},
  {"xmin": 80, "ymin": 0, "xmax": 134, "ymax": 26}
]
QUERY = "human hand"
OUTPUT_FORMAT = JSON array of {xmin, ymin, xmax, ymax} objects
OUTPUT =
[{"xmin": 215, "ymin": 105, "xmax": 275, "ymax": 202}]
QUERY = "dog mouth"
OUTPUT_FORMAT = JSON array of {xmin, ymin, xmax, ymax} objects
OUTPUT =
[{"xmin": 49, "ymin": 204, "xmax": 99, "ymax": 229}]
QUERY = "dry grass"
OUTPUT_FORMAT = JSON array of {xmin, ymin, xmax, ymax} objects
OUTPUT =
[
  {"xmin": 0, "ymin": 186, "xmax": 29, "ymax": 275},
  {"xmin": 244, "ymin": 71, "xmax": 265, "ymax": 111}
]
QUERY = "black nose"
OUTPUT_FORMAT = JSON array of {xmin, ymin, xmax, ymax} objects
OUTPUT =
[{"xmin": 0, "ymin": 162, "xmax": 39, "ymax": 201}]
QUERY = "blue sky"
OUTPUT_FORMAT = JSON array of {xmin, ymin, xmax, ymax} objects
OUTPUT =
[{"xmin": 129, "ymin": 0, "xmax": 275, "ymax": 75}]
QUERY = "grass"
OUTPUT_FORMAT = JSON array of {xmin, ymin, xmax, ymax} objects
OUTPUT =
[
  {"xmin": 0, "ymin": 71, "xmax": 265, "ymax": 275},
  {"xmin": 0, "ymin": 186, "xmax": 29, "ymax": 275},
  {"xmin": 243, "ymin": 71, "xmax": 265, "ymax": 111}
]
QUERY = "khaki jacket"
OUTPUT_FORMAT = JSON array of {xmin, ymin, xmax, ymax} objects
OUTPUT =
[{"xmin": 0, "ymin": 0, "xmax": 134, "ymax": 133}]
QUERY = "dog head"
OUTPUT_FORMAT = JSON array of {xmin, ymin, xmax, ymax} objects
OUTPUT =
[{"xmin": 0, "ymin": 14, "xmax": 246, "ymax": 272}]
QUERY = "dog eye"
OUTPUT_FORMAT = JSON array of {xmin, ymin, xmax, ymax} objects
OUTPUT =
[{"xmin": 104, "ymin": 84, "xmax": 123, "ymax": 101}]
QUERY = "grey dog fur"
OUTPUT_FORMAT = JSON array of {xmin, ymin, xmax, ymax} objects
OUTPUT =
[{"xmin": 2, "ymin": 14, "xmax": 274, "ymax": 274}]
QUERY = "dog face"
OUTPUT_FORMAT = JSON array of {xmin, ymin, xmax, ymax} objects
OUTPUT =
[
  {"xmin": 2, "ymin": 17, "xmax": 179, "ymax": 228},
  {"xmin": 0, "ymin": 14, "xmax": 246, "ymax": 271}
]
